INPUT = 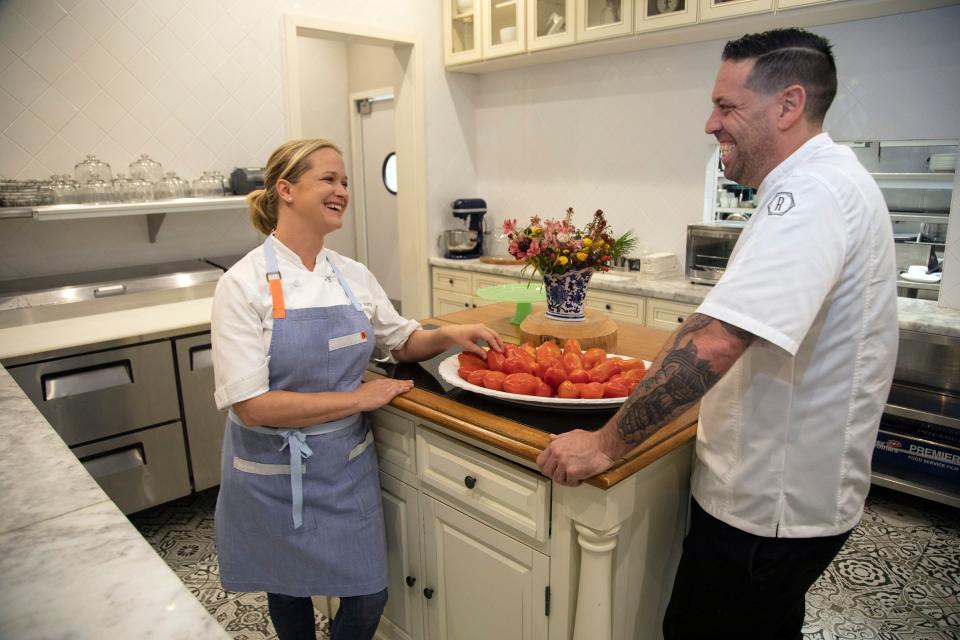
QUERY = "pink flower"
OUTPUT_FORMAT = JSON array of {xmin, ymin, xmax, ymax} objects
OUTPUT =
[
  {"xmin": 502, "ymin": 219, "xmax": 517, "ymax": 235},
  {"xmin": 527, "ymin": 239, "xmax": 541, "ymax": 257}
]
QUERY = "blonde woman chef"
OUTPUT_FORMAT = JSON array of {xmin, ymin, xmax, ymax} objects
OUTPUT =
[{"xmin": 211, "ymin": 138, "xmax": 501, "ymax": 640}]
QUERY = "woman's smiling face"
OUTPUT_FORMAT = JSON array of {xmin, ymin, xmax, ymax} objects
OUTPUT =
[{"xmin": 283, "ymin": 147, "xmax": 349, "ymax": 235}]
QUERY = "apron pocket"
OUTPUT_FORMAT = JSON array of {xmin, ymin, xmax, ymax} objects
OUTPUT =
[
  {"xmin": 344, "ymin": 438, "xmax": 382, "ymax": 519},
  {"xmin": 231, "ymin": 455, "xmax": 319, "ymax": 534}
]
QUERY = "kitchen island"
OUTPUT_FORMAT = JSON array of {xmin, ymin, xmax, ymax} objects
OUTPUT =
[{"xmin": 360, "ymin": 303, "xmax": 698, "ymax": 640}]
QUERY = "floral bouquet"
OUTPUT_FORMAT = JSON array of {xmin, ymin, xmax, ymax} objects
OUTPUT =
[{"xmin": 502, "ymin": 208, "xmax": 637, "ymax": 278}]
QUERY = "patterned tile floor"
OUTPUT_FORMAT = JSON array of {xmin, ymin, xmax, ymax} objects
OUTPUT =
[{"xmin": 130, "ymin": 485, "xmax": 959, "ymax": 640}]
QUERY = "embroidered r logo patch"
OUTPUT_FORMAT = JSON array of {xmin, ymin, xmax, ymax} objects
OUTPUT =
[{"xmin": 768, "ymin": 192, "xmax": 795, "ymax": 216}]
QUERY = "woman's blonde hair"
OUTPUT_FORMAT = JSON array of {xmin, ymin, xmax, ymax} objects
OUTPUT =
[{"xmin": 247, "ymin": 138, "xmax": 343, "ymax": 234}]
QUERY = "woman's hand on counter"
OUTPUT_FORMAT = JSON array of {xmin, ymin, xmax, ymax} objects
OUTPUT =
[{"xmin": 353, "ymin": 378, "xmax": 415, "ymax": 412}]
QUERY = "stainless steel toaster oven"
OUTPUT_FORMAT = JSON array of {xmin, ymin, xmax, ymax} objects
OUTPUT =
[{"xmin": 685, "ymin": 223, "xmax": 745, "ymax": 284}]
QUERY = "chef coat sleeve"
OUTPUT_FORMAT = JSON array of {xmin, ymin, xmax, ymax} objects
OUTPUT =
[
  {"xmin": 358, "ymin": 267, "xmax": 421, "ymax": 357},
  {"xmin": 210, "ymin": 271, "xmax": 270, "ymax": 410},
  {"xmin": 696, "ymin": 174, "xmax": 847, "ymax": 356}
]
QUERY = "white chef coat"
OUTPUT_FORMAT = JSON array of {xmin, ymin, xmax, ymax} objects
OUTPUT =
[
  {"xmin": 211, "ymin": 237, "xmax": 420, "ymax": 410},
  {"xmin": 693, "ymin": 133, "xmax": 898, "ymax": 538}
]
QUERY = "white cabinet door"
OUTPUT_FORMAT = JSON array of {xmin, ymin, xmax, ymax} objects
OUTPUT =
[
  {"xmin": 379, "ymin": 471, "xmax": 425, "ymax": 640},
  {"xmin": 421, "ymin": 496, "xmax": 549, "ymax": 640}
]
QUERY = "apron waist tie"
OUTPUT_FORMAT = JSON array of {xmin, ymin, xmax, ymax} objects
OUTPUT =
[
  {"xmin": 238, "ymin": 414, "xmax": 363, "ymax": 529},
  {"xmin": 280, "ymin": 431, "xmax": 312, "ymax": 529}
]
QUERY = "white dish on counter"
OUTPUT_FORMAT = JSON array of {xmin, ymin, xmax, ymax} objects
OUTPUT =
[
  {"xmin": 900, "ymin": 271, "xmax": 941, "ymax": 283},
  {"xmin": 437, "ymin": 354, "xmax": 651, "ymax": 410}
]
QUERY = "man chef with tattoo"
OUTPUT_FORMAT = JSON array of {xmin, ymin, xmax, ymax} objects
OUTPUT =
[{"xmin": 536, "ymin": 28, "xmax": 898, "ymax": 640}]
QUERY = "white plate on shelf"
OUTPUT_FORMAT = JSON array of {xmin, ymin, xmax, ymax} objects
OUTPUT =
[
  {"xmin": 437, "ymin": 353, "xmax": 651, "ymax": 411},
  {"xmin": 900, "ymin": 271, "xmax": 941, "ymax": 283}
]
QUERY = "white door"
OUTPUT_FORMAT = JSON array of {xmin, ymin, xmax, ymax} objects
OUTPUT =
[
  {"xmin": 355, "ymin": 94, "xmax": 401, "ymax": 311},
  {"xmin": 421, "ymin": 496, "xmax": 550, "ymax": 640}
]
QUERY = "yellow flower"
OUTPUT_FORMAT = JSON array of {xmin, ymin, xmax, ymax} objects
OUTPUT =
[
  {"xmin": 531, "ymin": 226, "xmax": 542, "ymax": 235},
  {"xmin": 575, "ymin": 252, "xmax": 587, "ymax": 261},
  {"xmin": 582, "ymin": 237, "xmax": 593, "ymax": 247},
  {"xmin": 557, "ymin": 255, "xmax": 569, "ymax": 266},
  {"xmin": 562, "ymin": 249, "xmax": 569, "ymax": 254}
]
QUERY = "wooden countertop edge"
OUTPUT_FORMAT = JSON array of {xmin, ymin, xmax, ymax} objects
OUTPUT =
[{"xmin": 376, "ymin": 374, "xmax": 699, "ymax": 489}]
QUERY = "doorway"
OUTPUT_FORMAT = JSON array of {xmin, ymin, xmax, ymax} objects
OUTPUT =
[
  {"xmin": 351, "ymin": 90, "xmax": 401, "ymax": 312},
  {"xmin": 282, "ymin": 16, "xmax": 429, "ymax": 319}
]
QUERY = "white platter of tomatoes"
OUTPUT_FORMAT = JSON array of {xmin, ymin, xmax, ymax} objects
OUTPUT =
[{"xmin": 437, "ymin": 338, "xmax": 651, "ymax": 410}]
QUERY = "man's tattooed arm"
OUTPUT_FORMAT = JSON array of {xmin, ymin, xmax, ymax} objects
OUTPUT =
[{"xmin": 614, "ymin": 313, "xmax": 754, "ymax": 445}]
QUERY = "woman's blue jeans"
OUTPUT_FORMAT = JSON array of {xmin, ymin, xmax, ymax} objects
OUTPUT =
[{"xmin": 267, "ymin": 589, "xmax": 388, "ymax": 640}]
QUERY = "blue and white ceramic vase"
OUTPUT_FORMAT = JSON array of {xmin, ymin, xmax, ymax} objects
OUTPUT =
[{"xmin": 543, "ymin": 268, "xmax": 593, "ymax": 321}]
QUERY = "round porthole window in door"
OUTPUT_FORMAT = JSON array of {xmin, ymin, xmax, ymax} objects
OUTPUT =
[{"xmin": 382, "ymin": 152, "xmax": 397, "ymax": 195}]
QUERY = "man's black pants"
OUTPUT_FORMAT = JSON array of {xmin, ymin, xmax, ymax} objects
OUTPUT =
[{"xmin": 662, "ymin": 499, "xmax": 851, "ymax": 640}]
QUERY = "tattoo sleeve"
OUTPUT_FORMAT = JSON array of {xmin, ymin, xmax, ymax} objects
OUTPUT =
[{"xmin": 616, "ymin": 313, "xmax": 754, "ymax": 445}]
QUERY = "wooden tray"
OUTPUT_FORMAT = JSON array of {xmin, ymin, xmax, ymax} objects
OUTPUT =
[{"xmin": 519, "ymin": 309, "xmax": 618, "ymax": 351}]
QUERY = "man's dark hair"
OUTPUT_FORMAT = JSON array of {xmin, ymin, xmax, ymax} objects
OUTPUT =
[{"xmin": 722, "ymin": 28, "xmax": 837, "ymax": 125}]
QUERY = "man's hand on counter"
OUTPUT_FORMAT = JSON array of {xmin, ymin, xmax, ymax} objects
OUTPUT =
[{"xmin": 536, "ymin": 425, "xmax": 629, "ymax": 486}]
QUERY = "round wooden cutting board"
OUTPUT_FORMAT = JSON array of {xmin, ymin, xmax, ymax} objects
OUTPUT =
[{"xmin": 519, "ymin": 309, "xmax": 618, "ymax": 351}]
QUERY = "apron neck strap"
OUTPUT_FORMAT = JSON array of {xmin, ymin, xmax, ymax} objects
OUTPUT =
[
  {"xmin": 263, "ymin": 235, "xmax": 285, "ymax": 319},
  {"xmin": 326, "ymin": 257, "xmax": 364, "ymax": 312}
]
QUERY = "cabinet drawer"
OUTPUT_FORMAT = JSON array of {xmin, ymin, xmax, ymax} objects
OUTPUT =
[
  {"xmin": 72, "ymin": 421, "xmax": 191, "ymax": 514},
  {"xmin": 417, "ymin": 428, "xmax": 550, "ymax": 544},
  {"xmin": 371, "ymin": 406, "xmax": 416, "ymax": 479},
  {"xmin": 645, "ymin": 299, "xmax": 699, "ymax": 332},
  {"xmin": 473, "ymin": 272, "xmax": 520, "ymax": 292},
  {"xmin": 432, "ymin": 268, "xmax": 472, "ymax": 294},
  {"xmin": 174, "ymin": 333, "xmax": 225, "ymax": 492},
  {"xmin": 585, "ymin": 290, "xmax": 644, "ymax": 323},
  {"xmin": 8, "ymin": 341, "xmax": 180, "ymax": 446},
  {"xmin": 433, "ymin": 290, "xmax": 474, "ymax": 316}
]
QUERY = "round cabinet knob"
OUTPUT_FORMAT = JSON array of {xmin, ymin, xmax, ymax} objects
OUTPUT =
[
  {"xmin": 423, "ymin": 587, "xmax": 434, "ymax": 599},
  {"xmin": 464, "ymin": 302, "xmax": 470, "ymax": 307},
  {"xmin": 464, "ymin": 475, "xmax": 477, "ymax": 489},
  {"xmin": 677, "ymin": 316, "xmax": 684, "ymax": 323},
  {"xmin": 605, "ymin": 304, "xmax": 612, "ymax": 310},
  {"xmin": 448, "ymin": 279, "xmax": 454, "ymax": 285},
  {"xmin": 406, "ymin": 576, "xmax": 417, "ymax": 587}
]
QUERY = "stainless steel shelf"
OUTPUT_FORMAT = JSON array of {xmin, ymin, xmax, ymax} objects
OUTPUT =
[
  {"xmin": 0, "ymin": 206, "xmax": 33, "ymax": 219},
  {"xmin": 32, "ymin": 196, "xmax": 247, "ymax": 221},
  {"xmin": 871, "ymin": 471, "xmax": 960, "ymax": 508},
  {"xmin": 890, "ymin": 211, "xmax": 950, "ymax": 224},
  {"xmin": 873, "ymin": 172, "xmax": 956, "ymax": 189}
]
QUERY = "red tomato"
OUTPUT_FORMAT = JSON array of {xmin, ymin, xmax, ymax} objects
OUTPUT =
[
  {"xmin": 520, "ymin": 341, "xmax": 537, "ymax": 359},
  {"xmin": 543, "ymin": 366, "xmax": 568, "ymax": 390},
  {"xmin": 458, "ymin": 366, "xmax": 475, "ymax": 380},
  {"xmin": 603, "ymin": 379, "xmax": 631, "ymax": 398},
  {"xmin": 562, "ymin": 338, "xmax": 583, "ymax": 357},
  {"xmin": 467, "ymin": 369, "xmax": 491, "ymax": 386},
  {"xmin": 534, "ymin": 381, "xmax": 553, "ymax": 397},
  {"xmin": 486, "ymin": 350, "xmax": 505, "ymax": 372},
  {"xmin": 621, "ymin": 358, "xmax": 646, "ymax": 372},
  {"xmin": 483, "ymin": 370, "xmax": 507, "ymax": 391},
  {"xmin": 579, "ymin": 382, "xmax": 604, "ymax": 399},
  {"xmin": 584, "ymin": 347, "xmax": 607, "ymax": 368},
  {"xmin": 502, "ymin": 354, "xmax": 534, "ymax": 376},
  {"xmin": 588, "ymin": 360, "xmax": 623, "ymax": 384},
  {"xmin": 557, "ymin": 380, "xmax": 579, "ymax": 399},
  {"xmin": 562, "ymin": 351, "xmax": 584, "ymax": 373},
  {"xmin": 567, "ymin": 368, "xmax": 589, "ymax": 384},
  {"xmin": 503, "ymin": 372, "xmax": 539, "ymax": 396},
  {"xmin": 458, "ymin": 352, "xmax": 487, "ymax": 371},
  {"xmin": 536, "ymin": 341, "xmax": 562, "ymax": 363},
  {"xmin": 623, "ymin": 368, "xmax": 645, "ymax": 382},
  {"xmin": 626, "ymin": 379, "xmax": 640, "ymax": 394}
]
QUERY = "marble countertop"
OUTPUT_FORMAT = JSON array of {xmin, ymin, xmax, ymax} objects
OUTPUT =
[
  {"xmin": 430, "ymin": 257, "xmax": 960, "ymax": 338},
  {"xmin": 0, "ymin": 366, "xmax": 229, "ymax": 640}
]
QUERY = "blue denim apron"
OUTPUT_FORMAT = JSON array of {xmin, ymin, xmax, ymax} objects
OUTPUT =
[{"xmin": 215, "ymin": 236, "xmax": 387, "ymax": 597}]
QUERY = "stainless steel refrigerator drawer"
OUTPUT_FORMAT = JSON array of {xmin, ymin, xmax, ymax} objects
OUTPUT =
[
  {"xmin": 174, "ymin": 333, "xmax": 226, "ymax": 491},
  {"xmin": 8, "ymin": 341, "xmax": 179, "ymax": 446},
  {"xmin": 72, "ymin": 422, "xmax": 192, "ymax": 514}
]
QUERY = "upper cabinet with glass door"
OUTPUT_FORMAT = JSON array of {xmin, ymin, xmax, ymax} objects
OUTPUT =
[
  {"xmin": 577, "ymin": 0, "xmax": 634, "ymax": 41},
  {"xmin": 444, "ymin": 0, "xmax": 483, "ymax": 65},
  {"xmin": 483, "ymin": 0, "xmax": 526, "ymax": 58},
  {"xmin": 635, "ymin": 0, "xmax": 698, "ymax": 32},
  {"xmin": 528, "ymin": 0, "xmax": 576, "ymax": 50},
  {"xmin": 698, "ymin": 0, "xmax": 773, "ymax": 22}
]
